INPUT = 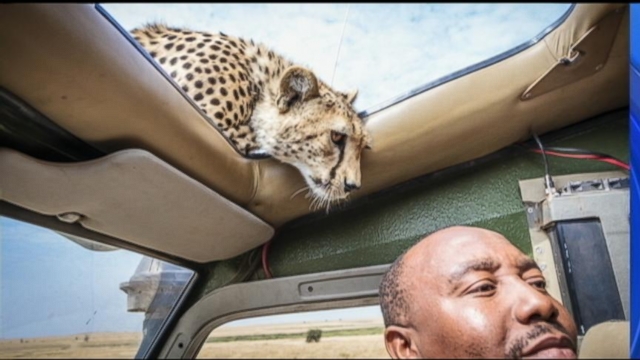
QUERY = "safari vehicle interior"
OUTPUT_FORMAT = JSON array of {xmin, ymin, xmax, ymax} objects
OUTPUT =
[{"xmin": 0, "ymin": 3, "xmax": 631, "ymax": 359}]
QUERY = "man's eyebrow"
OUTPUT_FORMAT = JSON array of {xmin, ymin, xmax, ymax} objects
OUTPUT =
[
  {"xmin": 447, "ymin": 257, "xmax": 500, "ymax": 285},
  {"xmin": 446, "ymin": 256, "xmax": 543, "ymax": 294},
  {"xmin": 517, "ymin": 257, "xmax": 542, "ymax": 274}
]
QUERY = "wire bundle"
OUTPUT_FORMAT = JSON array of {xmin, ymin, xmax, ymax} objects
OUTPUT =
[{"xmin": 525, "ymin": 146, "xmax": 629, "ymax": 171}]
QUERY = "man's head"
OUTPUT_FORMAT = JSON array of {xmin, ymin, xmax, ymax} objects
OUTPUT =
[{"xmin": 379, "ymin": 226, "xmax": 578, "ymax": 359}]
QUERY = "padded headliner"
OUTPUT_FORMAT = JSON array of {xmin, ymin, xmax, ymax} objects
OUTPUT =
[{"xmin": 0, "ymin": 148, "xmax": 274, "ymax": 263}]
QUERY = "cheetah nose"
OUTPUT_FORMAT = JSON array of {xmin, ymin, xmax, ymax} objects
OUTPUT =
[{"xmin": 344, "ymin": 180, "xmax": 360, "ymax": 192}]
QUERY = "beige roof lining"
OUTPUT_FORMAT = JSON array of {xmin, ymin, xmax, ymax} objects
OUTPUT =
[
  {"xmin": 246, "ymin": 3, "xmax": 629, "ymax": 225},
  {"xmin": 0, "ymin": 4, "xmax": 257, "ymax": 208},
  {"xmin": 0, "ymin": 3, "xmax": 629, "ymax": 231},
  {"xmin": 0, "ymin": 148, "xmax": 274, "ymax": 263}
]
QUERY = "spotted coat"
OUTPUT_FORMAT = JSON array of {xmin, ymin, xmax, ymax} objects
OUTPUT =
[{"xmin": 131, "ymin": 23, "xmax": 371, "ymax": 208}]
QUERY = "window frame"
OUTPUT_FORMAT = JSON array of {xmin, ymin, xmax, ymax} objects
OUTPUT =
[{"xmin": 155, "ymin": 263, "xmax": 389, "ymax": 358}]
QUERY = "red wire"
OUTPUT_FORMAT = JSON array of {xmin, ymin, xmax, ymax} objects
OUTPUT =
[
  {"xmin": 529, "ymin": 149, "xmax": 630, "ymax": 170},
  {"xmin": 598, "ymin": 157, "xmax": 631, "ymax": 171},
  {"xmin": 261, "ymin": 239, "xmax": 273, "ymax": 279}
]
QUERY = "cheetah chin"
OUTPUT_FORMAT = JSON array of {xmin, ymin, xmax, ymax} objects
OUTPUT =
[{"xmin": 132, "ymin": 23, "xmax": 372, "ymax": 212}]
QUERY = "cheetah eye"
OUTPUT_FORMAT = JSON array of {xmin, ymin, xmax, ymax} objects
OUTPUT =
[{"xmin": 331, "ymin": 131, "xmax": 346, "ymax": 145}]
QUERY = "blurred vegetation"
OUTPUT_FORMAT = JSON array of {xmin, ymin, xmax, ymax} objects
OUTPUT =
[{"xmin": 206, "ymin": 327, "xmax": 383, "ymax": 343}]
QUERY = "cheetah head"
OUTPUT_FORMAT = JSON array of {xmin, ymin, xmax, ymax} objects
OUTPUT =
[{"xmin": 258, "ymin": 66, "xmax": 372, "ymax": 211}]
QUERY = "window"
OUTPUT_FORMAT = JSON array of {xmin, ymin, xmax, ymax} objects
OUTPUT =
[
  {"xmin": 0, "ymin": 216, "xmax": 194, "ymax": 358},
  {"xmin": 100, "ymin": 3, "xmax": 572, "ymax": 113},
  {"xmin": 197, "ymin": 306, "xmax": 385, "ymax": 359}
]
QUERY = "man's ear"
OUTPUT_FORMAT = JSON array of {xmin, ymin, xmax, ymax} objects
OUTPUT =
[
  {"xmin": 277, "ymin": 66, "xmax": 319, "ymax": 113},
  {"xmin": 384, "ymin": 326, "xmax": 420, "ymax": 359},
  {"xmin": 340, "ymin": 89, "xmax": 358, "ymax": 104}
]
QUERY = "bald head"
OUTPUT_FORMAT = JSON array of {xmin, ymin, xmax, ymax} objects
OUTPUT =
[
  {"xmin": 406, "ymin": 226, "xmax": 515, "ymax": 264},
  {"xmin": 380, "ymin": 226, "xmax": 578, "ymax": 359}
]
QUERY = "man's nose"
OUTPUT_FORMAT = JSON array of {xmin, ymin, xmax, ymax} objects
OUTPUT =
[{"xmin": 513, "ymin": 281, "xmax": 558, "ymax": 324}]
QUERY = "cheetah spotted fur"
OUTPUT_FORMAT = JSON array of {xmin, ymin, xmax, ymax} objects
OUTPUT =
[{"xmin": 131, "ymin": 23, "xmax": 371, "ymax": 208}]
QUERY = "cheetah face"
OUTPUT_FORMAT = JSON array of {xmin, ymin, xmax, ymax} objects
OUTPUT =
[{"xmin": 272, "ymin": 67, "xmax": 372, "ymax": 211}]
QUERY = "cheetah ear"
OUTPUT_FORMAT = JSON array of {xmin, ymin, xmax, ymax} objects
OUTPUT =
[
  {"xmin": 277, "ymin": 66, "xmax": 319, "ymax": 113},
  {"xmin": 340, "ymin": 89, "xmax": 358, "ymax": 104}
]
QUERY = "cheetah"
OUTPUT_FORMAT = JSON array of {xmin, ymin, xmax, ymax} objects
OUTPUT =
[{"xmin": 131, "ymin": 23, "xmax": 371, "ymax": 210}]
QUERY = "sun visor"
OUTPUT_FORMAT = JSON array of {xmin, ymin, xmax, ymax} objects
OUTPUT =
[{"xmin": 0, "ymin": 148, "xmax": 274, "ymax": 263}]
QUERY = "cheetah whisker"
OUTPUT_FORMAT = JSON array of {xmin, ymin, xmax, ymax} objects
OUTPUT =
[
  {"xmin": 290, "ymin": 186, "xmax": 311, "ymax": 200},
  {"xmin": 310, "ymin": 196, "xmax": 322, "ymax": 212},
  {"xmin": 311, "ymin": 191, "xmax": 329, "ymax": 213},
  {"xmin": 306, "ymin": 185, "xmax": 347, "ymax": 213},
  {"xmin": 324, "ymin": 197, "xmax": 332, "ymax": 214},
  {"xmin": 322, "ymin": 187, "xmax": 338, "ymax": 214}
]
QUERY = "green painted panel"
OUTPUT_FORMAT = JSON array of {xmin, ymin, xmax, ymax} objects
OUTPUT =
[
  {"xmin": 266, "ymin": 109, "xmax": 629, "ymax": 277},
  {"xmin": 200, "ymin": 109, "xmax": 629, "ymax": 295}
]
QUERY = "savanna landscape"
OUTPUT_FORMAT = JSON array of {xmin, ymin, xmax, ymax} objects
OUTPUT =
[{"xmin": 0, "ymin": 318, "xmax": 389, "ymax": 359}]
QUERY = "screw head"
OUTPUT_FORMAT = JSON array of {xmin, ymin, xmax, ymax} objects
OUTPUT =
[{"xmin": 57, "ymin": 212, "xmax": 83, "ymax": 224}]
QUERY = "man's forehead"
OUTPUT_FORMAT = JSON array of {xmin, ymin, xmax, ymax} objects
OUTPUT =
[{"xmin": 405, "ymin": 228, "xmax": 535, "ymax": 282}]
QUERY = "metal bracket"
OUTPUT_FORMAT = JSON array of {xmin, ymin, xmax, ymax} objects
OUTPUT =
[
  {"xmin": 519, "ymin": 171, "xmax": 629, "ymax": 320},
  {"xmin": 521, "ymin": 6, "xmax": 626, "ymax": 100}
]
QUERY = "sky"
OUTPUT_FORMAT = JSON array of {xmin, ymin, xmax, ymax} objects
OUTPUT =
[
  {"xmin": 2, "ymin": 1, "xmax": 572, "ymax": 346},
  {"xmin": 101, "ymin": 3, "xmax": 572, "ymax": 113},
  {"xmin": 0, "ymin": 217, "xmax": 148, "ymax": 339}
]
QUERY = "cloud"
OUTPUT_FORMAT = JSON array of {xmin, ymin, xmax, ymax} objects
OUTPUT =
[{"xmin": 101, "ymin": 3, "xmax": 571, "ymax": 111}]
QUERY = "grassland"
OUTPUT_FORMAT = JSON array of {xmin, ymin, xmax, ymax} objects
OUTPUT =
[
  {"xmin": 0, "ymin": 319, "xmax": 389, "ymax": 359},
  {"xmin": 0, "ymin": 332, "xmax": 143, "ymax": 359}
]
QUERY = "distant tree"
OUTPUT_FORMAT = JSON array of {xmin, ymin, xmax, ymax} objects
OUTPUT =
[
  {"xmin": 84, "ymin": 334, "xmax": 90, "ymax": 342},
  {"xmin": 19, "ymin": 339, "xmax": 23, "ymax": 343},
  {"xmin": 306, "ymin": 329, "xmax": 322, "ymax": 343}
]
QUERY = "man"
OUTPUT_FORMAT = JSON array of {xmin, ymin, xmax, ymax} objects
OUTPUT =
[{"xmin": 379, "ymin": 226, "xmax": 578, "ymax": 359}]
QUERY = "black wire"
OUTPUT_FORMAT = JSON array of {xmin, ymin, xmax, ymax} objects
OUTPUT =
[
  {"xmin": 531, "ymin": 132, "xmax": 555, "ymax": 191},
  {"xmin": 531, "ymin": 134, "xmax": 549, "ymax": 176}
]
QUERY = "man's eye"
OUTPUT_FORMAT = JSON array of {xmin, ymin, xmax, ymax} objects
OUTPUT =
[
  {"xmin": 468, "ymin": 282, "xmax": 496, "ymax": 295},
  {"xmin": 530, "ymin": 279, "xmax": 547, "ymax": 290}
]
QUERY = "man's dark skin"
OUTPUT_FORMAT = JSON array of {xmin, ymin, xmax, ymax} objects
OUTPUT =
[{"xmin": 380, "ymin": 226, "xmax": 578, "ymax": 359}]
